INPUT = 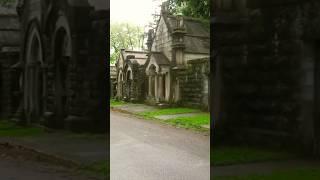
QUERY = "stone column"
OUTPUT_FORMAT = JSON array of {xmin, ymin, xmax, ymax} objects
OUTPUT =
[
  {"xmin": 148, "ymin": 76, "xmax": 152, "ymax": 97},
  {"xmin": 154, "ymin": 75, "xmax": 158, "ymax": 102},
  {"xmin": 159, "ymin": 75, "xmax": 164, "ymax": 101}
]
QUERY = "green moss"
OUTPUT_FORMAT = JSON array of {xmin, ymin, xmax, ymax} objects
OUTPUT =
[{"xmin": 212, "ymin": 146, "xmax": 297, "ymax": 166}]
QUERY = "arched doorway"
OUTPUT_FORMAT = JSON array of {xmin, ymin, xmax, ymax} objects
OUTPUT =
[
  {"xmin": 118, "ymin": 71, "xmax": 123, "ymax": 98},
  {"xmin": 126, "ymin": 70, "xmax": 132, "ymax": 100},
  {"xmin": 53, "ymin": 27, "xmax": 71, "ymax": 127},
  {"xmin": 147, "ymin": 64, "xmax": 157, "ymax": 98},
  {"xmin": 24, "ymin": 24, "xmax": 44, "ymax": 123}
]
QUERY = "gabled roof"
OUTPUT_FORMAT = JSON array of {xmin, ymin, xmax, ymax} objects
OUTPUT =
[
  {"xmin": 153, "ymin": 12, "xmax": 210, "ymax": 54},
  {"xmin": 119, "ymin": 49, "xmax": 149, "ymax": 67},
  {"xmin": 150, "ymin": 51, "xmax": 170, "ymax": 65},
  {"xmin": 166, "ymin": 15, "xmax": 209, "ymax": 37}
]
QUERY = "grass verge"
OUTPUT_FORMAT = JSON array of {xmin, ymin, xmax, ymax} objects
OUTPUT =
[
  {"xmin": 0, "ymin": 121, "xmax": 43, "ymax": 137},
  {"xmin": 215, "ymin": 168, "xmax": 320, "ymax": 180},
  {"xmin": 110, "ymin": 99, "xmax": 126, "ymax": 107},
  {"xmin": 137, "ymin": 108, "xmax": 200, "ymax": 119},
  {"xmin": 79, "ymin": 161, "xmax": 109, "ymax": 179},
  {"xmin": 212, "ymin": 146, "xmax": 297, "ymax": 166},
  {"xmin": 165, "ymin": 113, "xmax": 210, "ymax": 130}
]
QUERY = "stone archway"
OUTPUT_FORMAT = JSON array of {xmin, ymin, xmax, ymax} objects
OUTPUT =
[{"xmin": 24, "ymin": 24, "xmax": 44, "ymax": 123}]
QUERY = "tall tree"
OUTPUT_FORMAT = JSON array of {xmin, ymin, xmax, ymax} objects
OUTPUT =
[{"xmin": 110, "ymin": 22, "xmax": 144, "ymax": 64}]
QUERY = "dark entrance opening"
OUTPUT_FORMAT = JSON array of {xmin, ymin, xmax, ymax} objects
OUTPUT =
[
  {"xmin": 53, "ymin": 28, "xmax": 70, "ymax": 128},
  {"xmin": 126, "ymin": 71, "xmax": 131, "ymax": 100}
]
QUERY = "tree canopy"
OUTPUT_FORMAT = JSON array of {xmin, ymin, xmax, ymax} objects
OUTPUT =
[
  {"xmin": 110, "ymin": 22, "xmax": 145, "ymax": 64},
  {"xmin": 0, "ymin": 0, "xmax": 15, "ymax": 8},
  {"xmin": 169, "ymin": 0, "xmax": 210, "ymax": 19}
]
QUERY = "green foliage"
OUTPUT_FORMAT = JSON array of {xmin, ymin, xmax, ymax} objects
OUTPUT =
[
  {"xmin": 169, "ymin": 0, "xmax": 210, "ymax": 19},
  {"xmin": 110, "ymin": 22, "xmax": 145, "ymax": 64},
  {"xmin": 212, "ymin": 146, "xmax": 297, "ymax": 166}
]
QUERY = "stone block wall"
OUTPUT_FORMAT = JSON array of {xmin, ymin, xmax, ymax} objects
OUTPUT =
[
  {"xmin": 177, "ymin": 58, "xmax": 209, "ymax": 110},
  {"xmin": 0, "ymin": 49, "xmax": 20, "ymax": 118},
  {"xmin": 213, "ymin": 1, "xmax": 320, "ymax": 148}
]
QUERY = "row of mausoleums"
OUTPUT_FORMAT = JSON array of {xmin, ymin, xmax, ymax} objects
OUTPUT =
[{"xmin": 113, "ymin": 3, "xmax": 210, "ymax": 110}]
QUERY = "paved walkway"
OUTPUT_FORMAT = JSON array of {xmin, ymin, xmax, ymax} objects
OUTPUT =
[
  {"xmin": 114, "ymin": 103, "xmax": 158, "ymax": 113},
  {"xmin": 111, "ymin": 110, "xmax": 210, "ymax": 180},
  {"xmin": 0, "ymin": 157, "xmax": 98, "ymax": 180},
  {"xmin": 0, "ymin": 132, "xmax": 108, "ymax": 165}
]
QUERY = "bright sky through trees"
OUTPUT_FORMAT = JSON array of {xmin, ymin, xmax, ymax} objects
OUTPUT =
[{"xmin": 110, "ymin": 0, "xmax": 165, "ymax": 28}]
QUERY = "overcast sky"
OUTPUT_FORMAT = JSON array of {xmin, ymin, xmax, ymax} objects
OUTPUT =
[{"xmin": 110, "ymin": 0, "xmax": 165, "ymax": 28}]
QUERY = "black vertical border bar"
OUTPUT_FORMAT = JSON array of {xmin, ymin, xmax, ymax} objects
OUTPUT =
[
  {"xmin": 210, "ymin": 0, "xmax": 214, "ymax": 178},
  {"xmin": 106, "ymin": 0, "xmax": 111, "ymax": 179}
]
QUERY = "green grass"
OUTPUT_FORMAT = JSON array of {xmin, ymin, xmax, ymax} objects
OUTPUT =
[
  {"xmin": 165, "ymin": 113, "xmax": 210, "ymax": 130},
  {"xmin": 110, "ymin": 99, "xmax": 126, "ymax": 107},
  {"xmin": 138, "ymin": 108, "xmax": 200, "ymax": 119},
  {"xmin": 215, "ymin": 168, "xmax": 320, "ymax": 180},
  {"xmin": 0, "ymin": 121, "xmax": 43, "ymax": 137},
  {"xmin": 66, "ymin": 133, "xmax": 106, "ymax": 139},
  {"xmin": 212, "ymin": 146, "xmax": 297, "ymax": 166}
]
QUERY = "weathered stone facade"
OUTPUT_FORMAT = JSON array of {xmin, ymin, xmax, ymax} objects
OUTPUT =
[
  {"xmin": 110, "ymin": 64, "xmax": 117, "ymax": 97},
  {"xmin": 177, "ymin": 58, "xmax": 210, "ymax": 109},
  {"xmin": 213, "ymin": 0, "xmax": 320, "ymax": 152},
  {"xmin": 115, "ymin": 2, "xmax": 210, "ymax": 110},
  {"xmin": 115, "ymin": 50, "xmax": 148, "ymax": 102},
  {"xmin": 0, "ymin": 0, "xmax": 109, "ymax": 132},
  {"xmin": 0, "ymin": 4, "xmax": 20, "ymax": 119},
  {"xmin": 145, "ymin": 3, "xmax": 210, "ymax": 109}
]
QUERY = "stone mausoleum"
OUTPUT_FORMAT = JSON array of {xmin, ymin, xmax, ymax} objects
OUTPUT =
[
  {"xmin": 0, "ymin": 0, "xmax": 108, "ymax": 133},
  {"xmin": 213, "ymin": 0, "xmax": 320, "ymax": 153},
  {"xmin": 0, "ymin": 4, "xmax": 20, "ymax": 119},
  {"xmin": 115, "ymin": 2, "xmax": 210, "ymax": 110}
]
